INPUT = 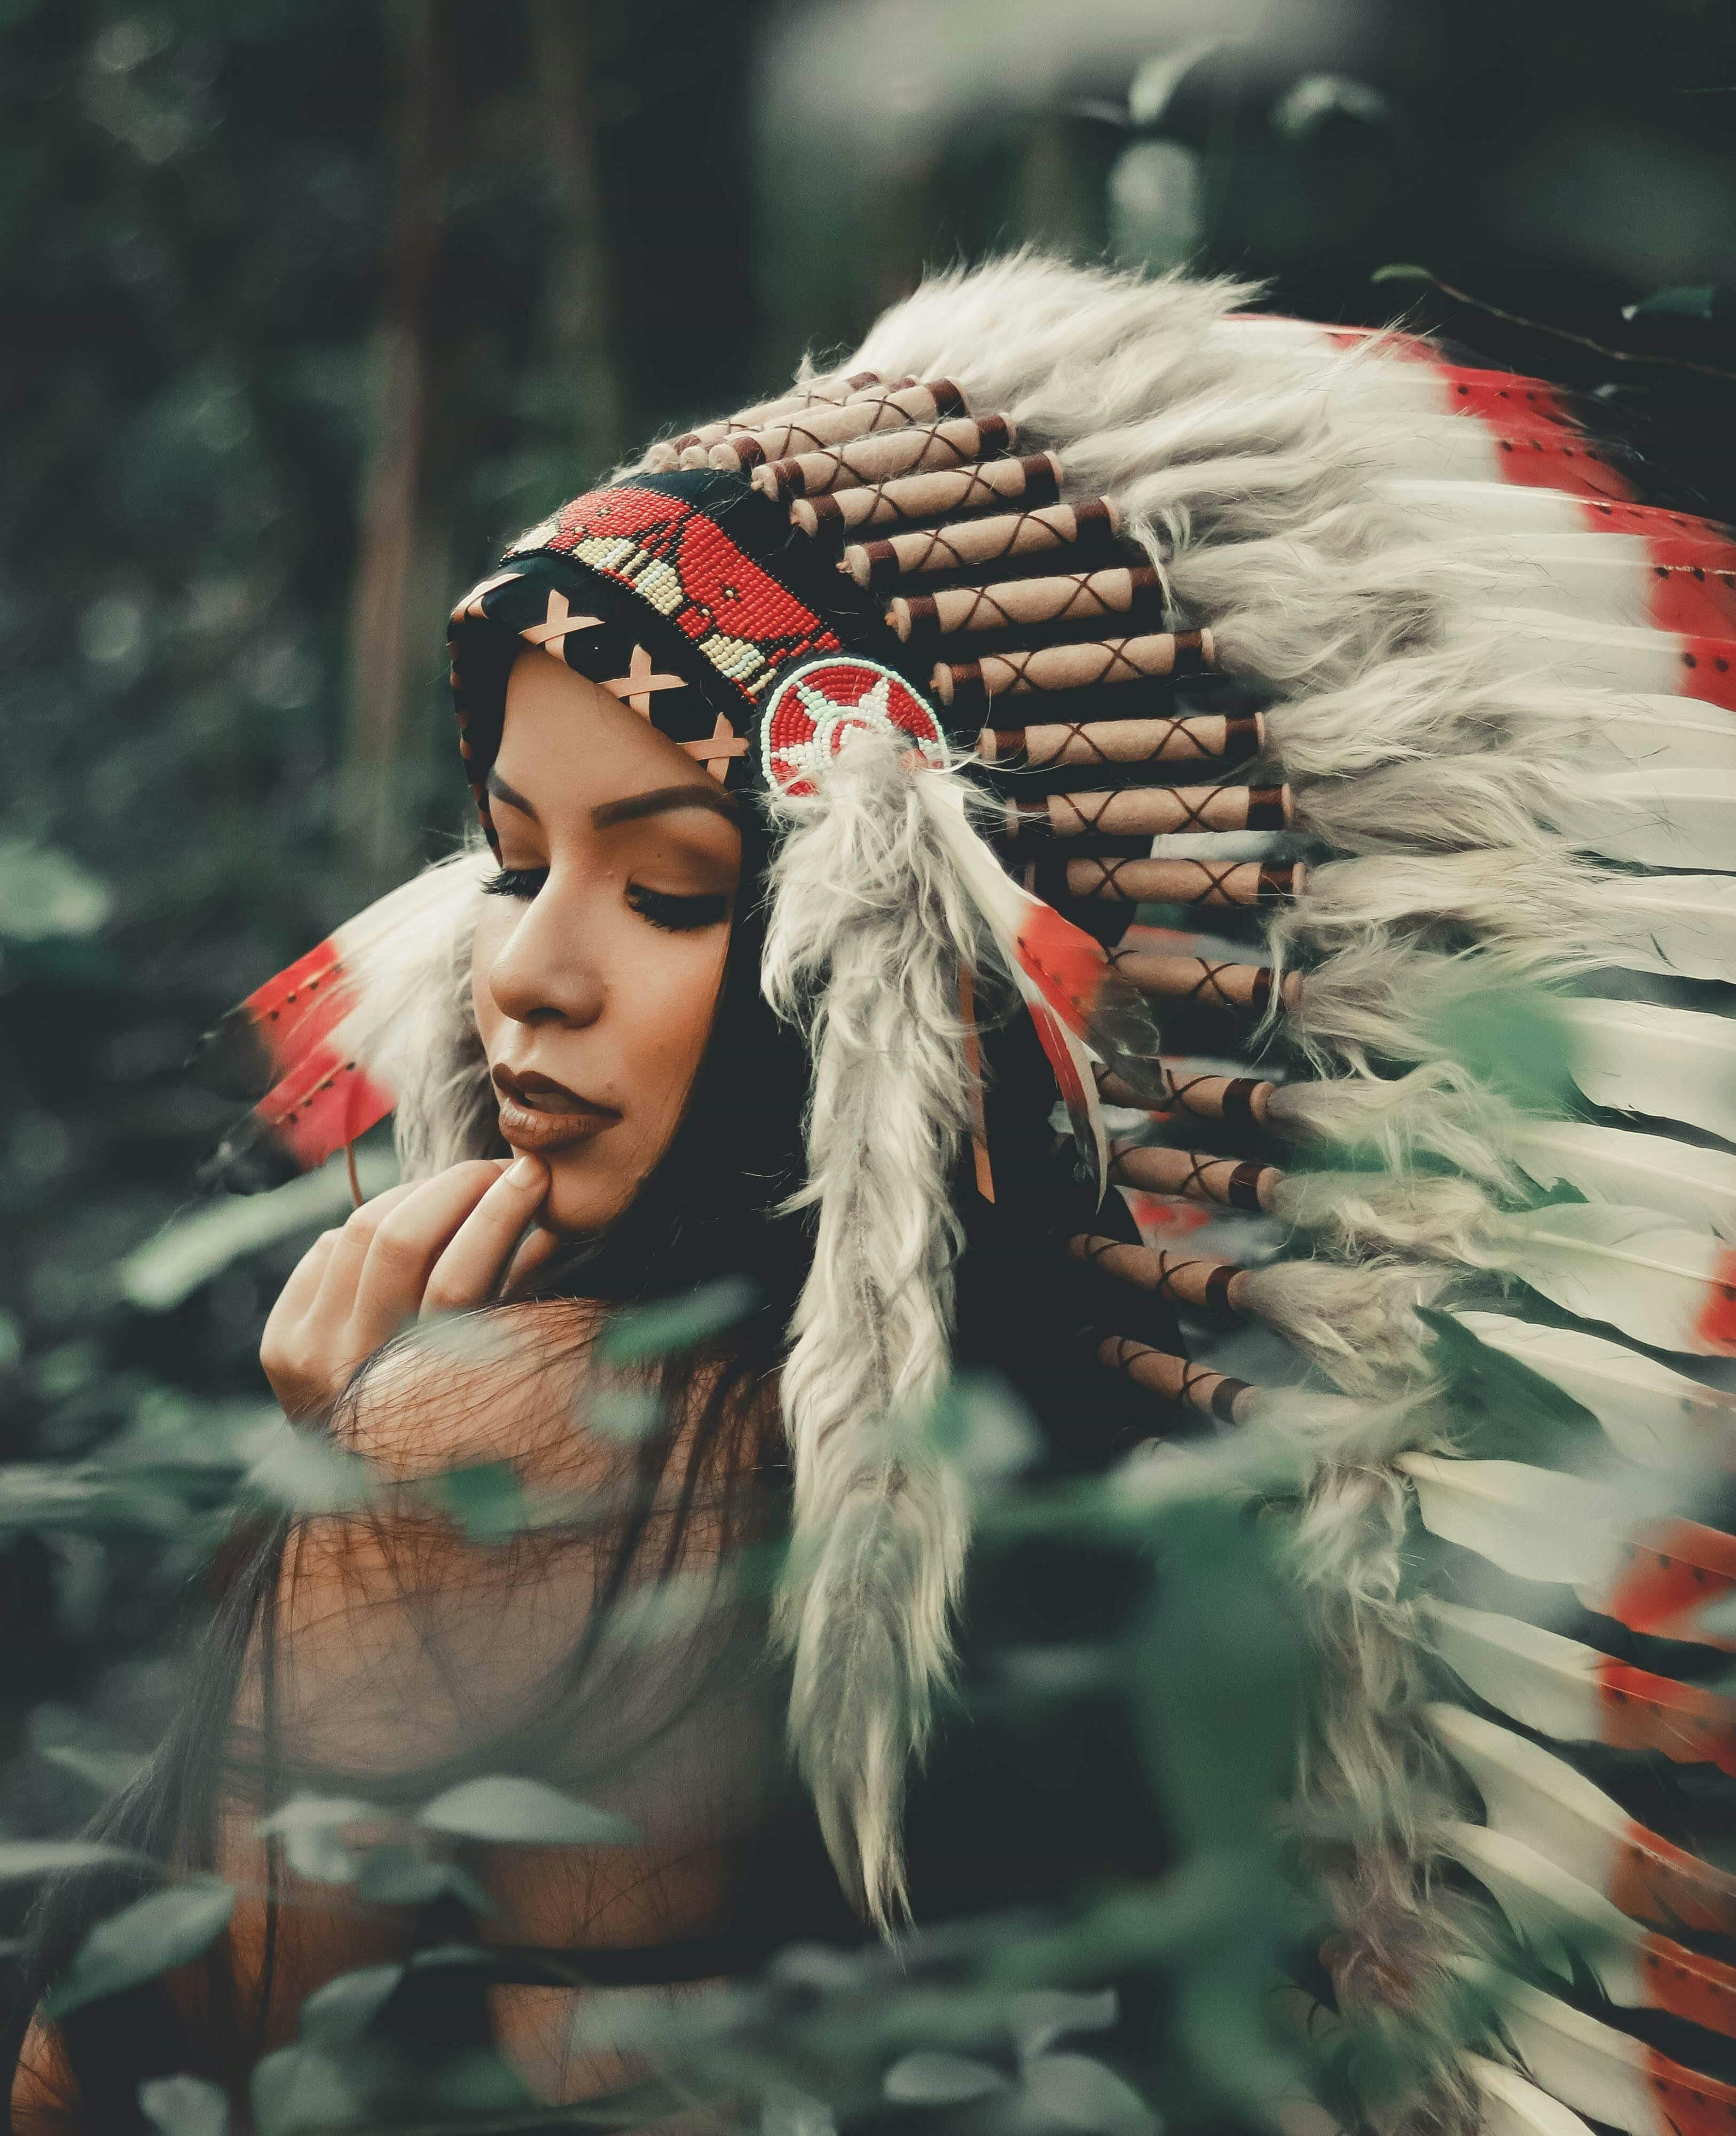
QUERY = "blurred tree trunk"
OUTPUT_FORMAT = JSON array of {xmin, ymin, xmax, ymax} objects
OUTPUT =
[
  {"xmin": 343, "ymin": 0, "xmax": 458, "ymax": 886},
  {"xmin": 528, "ymin": 0, "xmax": 626, "ymax": 476}
]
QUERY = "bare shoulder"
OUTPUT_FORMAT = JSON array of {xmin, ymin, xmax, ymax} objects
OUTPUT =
[{"xmin": 331, "ymin": 1298, "xmax": 614, "ymax": 1493}]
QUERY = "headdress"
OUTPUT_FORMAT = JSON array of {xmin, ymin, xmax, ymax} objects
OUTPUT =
[{"xmin": 222, "ymin": 254, "xmax": 1736, "ymax": 2127}]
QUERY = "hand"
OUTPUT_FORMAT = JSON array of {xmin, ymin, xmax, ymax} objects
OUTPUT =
[{"xmin": 261, "ymin": 1156, "xmax": 557, "ymax": 1420}]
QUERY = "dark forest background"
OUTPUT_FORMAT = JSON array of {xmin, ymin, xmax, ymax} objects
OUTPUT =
[{"xmin": 6, "ymin": 0, "xmax": 1736, "ymax": 2120}]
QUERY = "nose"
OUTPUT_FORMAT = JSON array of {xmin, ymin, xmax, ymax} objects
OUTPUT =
[{"xmin": 485, "ymin": 883, "xmax": 606, "ymax": 1031}]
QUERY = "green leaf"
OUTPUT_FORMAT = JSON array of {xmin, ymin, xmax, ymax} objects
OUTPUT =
[
  {"xmin": 1420, "ymin": 978, "xmax": 1577, "ymax": 1115},
  {"xmin": 1022, "ymin": 2053, "xmax": 1158, "ymax": 2136},
  {"xmin": 1011, "ymin": 1988, "xmax": 1119, "ymax": 2063},
  {"xmin": 1270, "ymin": 74, "xmax": 1391, "ymax": 143},
  {"xmin": 0, "ymin": 1839, "xmax": 153, "ymax": 1883},
  {"xmin": 45, "ymin": 1881, "xmax": 235, "ymax": 2018},
  {"xmin": 1623, "ymin": 285, "xmax": 1720, "ymax": 321},
  {"xmin": 256, "ymin": 1795, "xmax": 384, "ymax": 1883},
  {"xmin": 883, "ymin": 2052, "xmax": 1008, "ymax": 2104},
  {"xmin": 596, "ymin": 1277, "xmax": 758, "ymax": 1367},
  {"xmin": 138, "ymin": 2074, "xmax": 230, "ymax": 2136},
  {"xmin": 0, "ymin": 838, "xmax": 112, "ymax": 943},
  {"xmin": 1128, "ymin": 39, "xmax": 1226, "ymax": 129},
  {"xmin": 119, "ymin": 1153, "xmax": 398, "ymax": 1312},
  {"xmin": 351, "ymin": 1847, "xmax": 494, "ymax": 1915},
  {"xmin": 418, "ymin": 1775, "xmax": 639, "ymax": 1847},
  {"xmin": 1371, "ymin": 262, "xmax": 1434, "ymax": 285},
  {"xmin": 296, "ymin": 1964, "xmax": 404, "ymax": 2048},
  {"xmin": 926, "ymin": 1372, "xmax": 1041, "ymax": 1486},
  {"xmin": 1418, "ymin": 1309, "xmax": 1600, "ymax": 1468},
  {"xmin": 242, "ymin": 1426, "xmax": 375, "ymax": 1516},
  {"xmin": 421, "ymin": 1460, "xmax": 527, "ymax": 1542}
]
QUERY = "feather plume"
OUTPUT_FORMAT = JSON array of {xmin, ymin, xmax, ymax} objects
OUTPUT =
[
  {"xmin": 1588, "ymin": 699, "xmax": 1736, "ymax": 776},
  {"xmin": 1553, "ymin": 767, "xmax": 1736, "ymax": 871},
  {"xmin": 760, "ymin": 729, "xmax": 977, "ymax": 1927},
  {"xmin": 1465, "ymin": 2054, "xmax": 1598, "ymax": 2136},
  {"xmin": 1597, "ymin": 874, "xmax": 1736, "ymax": 984},
  {"xmin": 1561, "ymin": 998, "xmax": 1736, "ymax": 1146},
  {"xmin": 1507, "ymin": 1120, "xmax": 1736, "ymax": 1238},
  {"xmin": 1480, "ymin": 1202, "xmax": 1736, "ymax": 1356},
  {"xmin": 1454, "ymin": 1311, "xmax": 1736, "ymax": 1469}
]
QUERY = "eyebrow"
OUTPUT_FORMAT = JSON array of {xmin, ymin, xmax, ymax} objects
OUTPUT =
[
  {"xmin": 486, "ymin": 771, "xmax": 539, "ymax": 821},
  {"xmin": 590, "ymin": 784, "xmax": 742, "ymax": 829}
]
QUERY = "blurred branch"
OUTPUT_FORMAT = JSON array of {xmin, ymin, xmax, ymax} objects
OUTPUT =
[
  {"xmin": 1372, "ymin": 262, "xmax": 1736, "ymax": 383},
  {"xmin": 529, "ymin": 0, "xmax": 625, "ymax": 474},
  {"xmin": 343, "ymin": 0, "xmax": 459, "ymax": 885}
]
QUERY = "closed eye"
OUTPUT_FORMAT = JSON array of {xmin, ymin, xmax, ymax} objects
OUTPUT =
[
  {"xmin": 481, "ymin": 866, "xmax": 548, "ymax": 901},
  {"xmin": 627, "ymin": 885, "xmax": 731, "ymax": 932}
]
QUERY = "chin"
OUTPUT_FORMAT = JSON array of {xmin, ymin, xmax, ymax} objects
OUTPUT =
[{"xmin": 536, "ymin": 1151, "xmax": 637, "ymax": 1238}]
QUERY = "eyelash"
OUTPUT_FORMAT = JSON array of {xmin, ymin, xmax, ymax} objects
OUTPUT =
[{"xmin": 479, "ymin": 868, "xmax": 729, "ymax": 934}]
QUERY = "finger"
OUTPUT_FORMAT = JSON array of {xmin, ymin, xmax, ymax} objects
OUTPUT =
[
  {"xmin": 499, "ymin": 1221, "xmax": 561, "ymax": 1301},
  {"xmin": 350, "ymin": 1161, "xmax": 512, "ymax": 1331},
  {"xmin": 308, "ymin": 1180, "xmax": 423, "ymax": 1326},
  {"xmin": 420, "ymin": 1157, "xmax": 553, "ymax": 1316},
  {"xmin": 267, "ymin": 1226, "xmax": 343, "ymax": 1333}
]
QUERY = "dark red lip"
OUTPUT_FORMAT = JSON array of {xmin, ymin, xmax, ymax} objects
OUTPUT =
[{"xmin": 492, "ymin": 1064, "xmax": 620, "ymax": 1152}]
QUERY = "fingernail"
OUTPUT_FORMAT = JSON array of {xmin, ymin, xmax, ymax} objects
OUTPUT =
[{"xmin": 506, "ymin": 1155, "xmax": 545, "ymax": 1189}]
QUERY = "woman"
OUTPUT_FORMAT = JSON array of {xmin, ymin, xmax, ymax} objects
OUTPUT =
[{"xmin": 17, "ymin": 251, "xmax": 1736, "ymax": 2133}]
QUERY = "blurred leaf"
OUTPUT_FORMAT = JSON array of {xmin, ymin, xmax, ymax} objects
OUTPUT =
[
  {"xmin": 927, "ymin": 1372, "xmax": 1041, "ymax": 1487},
  {"xmin": 1128, "ymin": 40, "xmax": 1227, "ymax": 129},
  {"xmin": 0, "ymin": 1839, "xmax": 153, "ymax": 1883},
  {"xmin": 249, "ymin": 2043, "xmax": 364, "ymax": 2136},
  {"xmin": 41, "ymin": 1742, "xmax": 150, "ymax": 1800},
  {"xmin": 351, "ymin": 1845, "xmax": 494, "ymax": 1915},
  {"xmin": 45, "ymin": 1881, "xmax": 235, "ymax": 2018},
  {"xmin": 119, "ymin": 1153, "xmax": 398, "ymax": 1312},
  {"xmin": 1271, "ymin": 75, "xmax": 1391, "ymax": 142},
  {"xmin": 883, "ymin": 2052, "xmax": 1008, "ymax": 2104},
  {"xmin": 242, "ymin": 1424, "xmax": 375, "ymax": 1516},
  {"xmin": 1623, "ymin": 285, "xmax": 1721, "ymax": 320},
  {"xmin": 138, "ymin": 2074, "xmax": 230, "ymax": 2136},
  {"xmin": 1370, "ymin": 263, "xmax": 1434, "ymax": 284},
  {"xmin": 1021, "ymin": 2053, "xmax": 1158, "ymax": 2136},
  {"xmin": 418, "ymin": 1775, "xmax": 638, "ymax": 1847},
  {"xmin": 590, "ymin": 1386, "xmax": 665, "ymax": 1442},
  {"xmin": 421, "ymin": 1459, "xmax": 527, "ymax": 1542},
  {"xmin": 1418, "ymin": 1309, "xmax": 1600, "ymax": 1470},
  {"xmin": 257, "ymin": 1794, "xmax": 386, "ymax": 1883},
  {"xmin": 1011, "ymin": 1989, "xmax": 1119, "ymax": 2064},
  {"xmin": 0, "ymin": 838, "xmax": 112, "ymax": 942},
  {"xmin": 1421, "ymin": 980, "xmax": 1576, "ymax": 1116},
  {"xmin": 296, "ymin": 1962, "xmax": 404, "ymax": 2048},
  {"xmin": 597, "ymin": 1277, "xmax": 758, "ymax": 1367}
]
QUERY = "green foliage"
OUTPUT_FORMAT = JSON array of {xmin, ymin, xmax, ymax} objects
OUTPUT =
[
  {"xmin": 139, "ymin": 2074, "xmax": 230, "ymax": 2136},
  {"xmin": 595, "ymin": 1274, "xmax": 758, "ymax": 1366},
  {"xmin": 417, "ymin": 1776, "xmax": 638, "ymax": 1848},
  {"xmin": 44, "ymin": 1881, "xmax": 235, "ymax": 2019}
]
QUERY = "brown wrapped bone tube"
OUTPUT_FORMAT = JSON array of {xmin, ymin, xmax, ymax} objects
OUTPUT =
[
  {"xmin": 655, "ymin": 372, "xmax": 895, "ymax": 470},
  {"xmin": 1110, "ymin": 1144, "xmax": 1284, "ymax": 1214},
  {"xmin": 841, "ymin": 500, "xmax": 1120, "ymax": 588},
  {"xmin": 1007, "ymin": 783, "xmax": 1291, "ymax": 839},
  {"xmin": 1066, "ymin": 858, "xmax": 1305, "ymax": 908},
  {"xmin": 1097, "ymin": 1336, "xmax": 1258, "ymax": 1426},
  {"xmin": 933, "ymin": 628, "xmax": 1215, "ymax": 708},
  {"xmin": 1108, "ymin": 952, "xmax": 1303, "ymax": 1016},
  {"xmin": 1070, "ymin": 1232, "xmax": 1252, "ymax": 1315},
  {"xmin": 981, "ymin": 711, "xmax": 1263, "ymax": 769},
  {"xmin": 890, "ymin": 564, "xmax": 1164, "ymax": 646},
  {"xmin": 753, "ymin": 414, "xmax": 1013, "ymax": 504},
  {"xmin": 1096, "ymin": 1065, "xmax": 1279, "ymax": 1126},
  {"xmin": 792, "ymin": 452, "xmax": 1062, "ymax": 540},
  {"xmin": 709, "ymin": 379, "xmax": 965, "ymax": 474}
]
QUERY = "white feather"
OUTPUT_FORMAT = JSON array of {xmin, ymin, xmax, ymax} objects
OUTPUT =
[
  {"xmin": 1466, "ymin": 1969, "xmax": 1659, "ymax": 2136},
  {"xmin": 1442, "ymin": 1822, "xmax": 1641, "ymax": 1999},
  {"xmin": 1454, "ymin": 1311, "xmax": 1736, "ymax": 1469},
  {"xmin": 1397, "ymin": 1453, "xmax": 1622, "ymax": 1589},
  {"xmin": 1561, "ymin": 998, "xmax": 1736, "ymax": 1145},
  {"xmin": 1554, "ymin": 767, "xmax": 1736, "ymax": 871},
  {"xmin": 761, "ymin": 731, "xmax": 976, "ymax": 1927},
  {"xmin": 1586, "ymin": 699, "xmax": 1736, "ymax": 776},
  {"xmin": 1482, "ymin": 1202, "xmax": 1736, "ymax": 1356},
  {"xmin": 1429, "ymin": 1706, "xmax": 1630, "ymax": 1906},
  {"xmin": 1507, "ymin": 1119, "xmax": 1736, "ymax": 1237},
  {"xmin": 1595, "ymin": 874, "xmax": 1736, "ymax": 983},
  {"xmin": 1419, "ymin": 1599, "xmax": 1604, "ymax": 1744},
  {"xmin": 1465, "ymin": 2054, "xmax": 1599, "ymax": 2136}
]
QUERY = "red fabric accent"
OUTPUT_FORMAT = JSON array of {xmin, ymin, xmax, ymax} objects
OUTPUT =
[
  {"xmin": 1599, "ymin": 1659, "xmax": 1736, "ymax": 1777},
  {"xmin": 234, "ymin": 938, "xmax": 355, "ymax": 1078},
  {"xmin": 1698, "ymin": 1247, "xmax": 1736, "ymax": 1351},
  {"xmin": 1606, "ymin": 1519, "xmax": 1736, "ymax": 1644},
  {"xmin": 1612, "ymin": 1818, "xmax": 1736, "ymax": 1937}
]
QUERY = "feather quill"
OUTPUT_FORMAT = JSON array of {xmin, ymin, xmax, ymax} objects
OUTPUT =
[
  {"xmin": 1453, "ymin": 1311, "xmax": 1736, "ymax": 1469},
  {"xmin": 1596, "ymin": 874, "xmax": 1736, "ymax": 984},
  {"xmin": 1482, "ymin": 1202, "xmax": 1736, "ymax": 1356},
  {"xmin": 1561, "ymin": 997, "xmax": 1736, "ymax": 1146},
  {"xmin": 1506, "ymin": 1119, "xmax": 1736, "ymax": 1238}
]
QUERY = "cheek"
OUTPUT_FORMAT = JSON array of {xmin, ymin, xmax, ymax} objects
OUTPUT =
[
  {"xmin": 617, "ymin": 929, "xmax": 732, "ymax": 1103},
  {"xmin": 469, "ymin": 904, "xmax": 516, "ymax": 1051}
]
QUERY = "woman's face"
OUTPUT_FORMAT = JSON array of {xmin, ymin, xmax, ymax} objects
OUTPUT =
[{"xmin": 470, "ymin": 651, "xmax": 743, "ymax": 1235}]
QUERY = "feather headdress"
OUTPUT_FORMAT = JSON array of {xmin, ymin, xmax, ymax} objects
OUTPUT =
[{"xmin": 220, "ymin": 253, "xmax": 1736, "ymax": 2122}]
